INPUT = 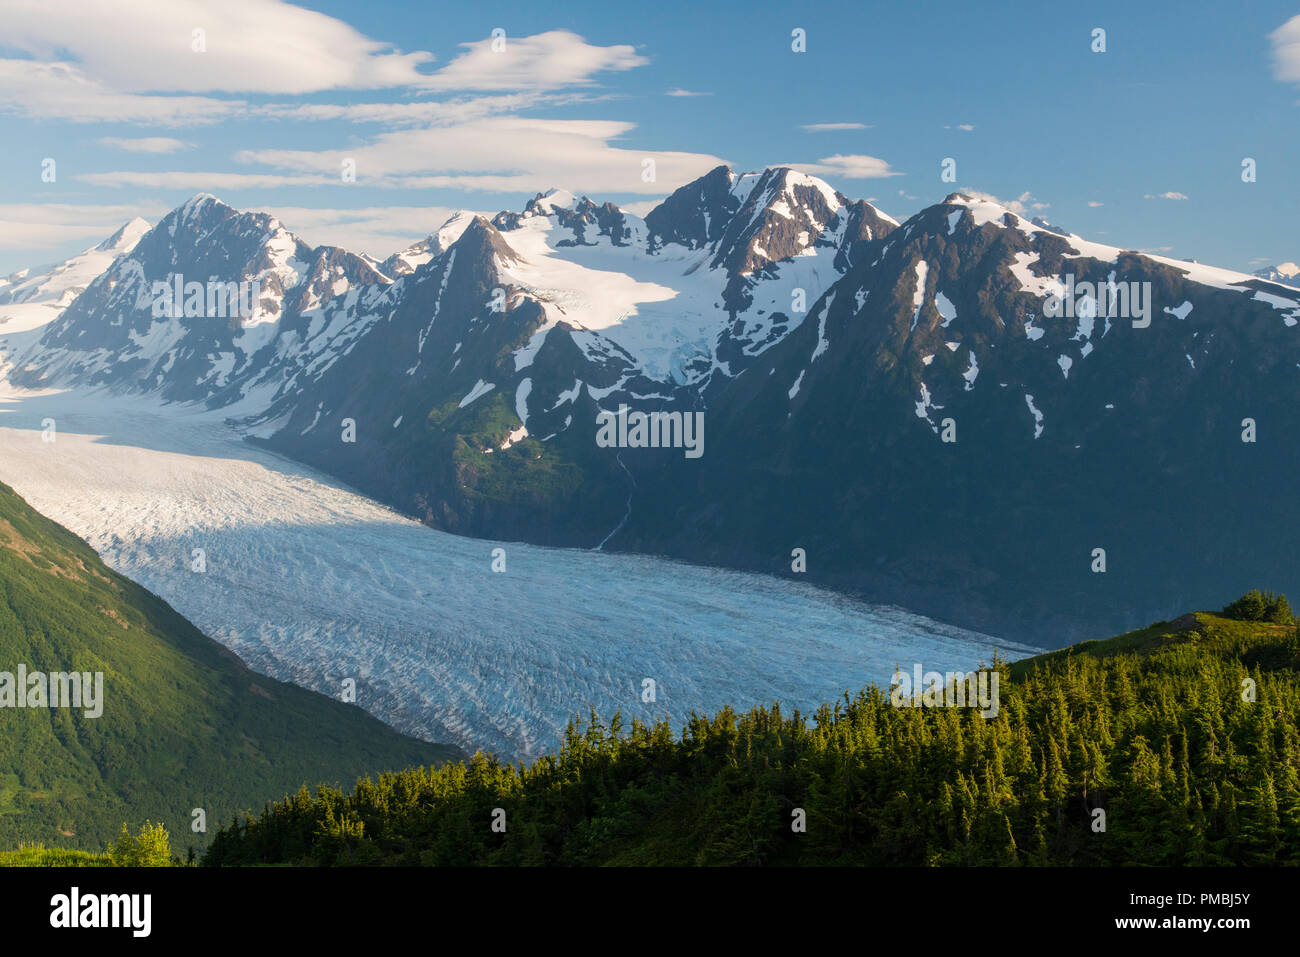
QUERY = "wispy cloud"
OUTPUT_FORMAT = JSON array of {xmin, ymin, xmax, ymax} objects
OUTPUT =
[
  {"xmin": 1270, "ymin": 15, "xmax": 1300, "ymax": 83},
  {"xmin": 789, "ymin": 154, "xmax": 901, "ymax": 179},
  {"xmin": 0, "ymin": 0, "xmax": 436, "ymax": 96},
  {"xmin": 1144, "ymin": 191, "xmax": 1188, "ymax": 200},
  {"xmin": 210, "ymin": 118, "xmax": 728, "ymax": 195},
  {"xmin": 666, "ymin": 89, "xmax": 712, "ymax": 97},
  {"xmin": 961, "ymin": 189, "xmax": 1049, "ymax": 214},
  {"xmin": 0, "ymin": 60, "xmax": 243, "ymax": 126},
  {"xmin": 944, "ymin": 123, "xmax": 975, "ymax": 131},
  {"xmin": 800, "ymin": 122, "xmax": 869, "ymax": 131},
  {"xmin": 247, "ymin": 204, "xmax": 475, "ymax": 259},
  {"xmin": 1087, "ymin": 200, "xmax": 1104, "ymax": 207},
  {"xmin": 0, "ymin": 0, "xmax": 646, "ymax": 126},
  {"xmin": 254, "ymin": 93, "xmax": 598, "ymax": 127},
  {"xmin": 417, "ymin": 30, "xmax": 646, "ymax": 92},
  {"xmin": 97, "ymin": 137, "xmax": 193, "ymax": 154},
  {"xmin": 0, "ymin": 202, "xmax": 167, "ymax": 250},
  {"xmin": 79, "ymin": 171, "xmax": 338, "ymax": 190}
]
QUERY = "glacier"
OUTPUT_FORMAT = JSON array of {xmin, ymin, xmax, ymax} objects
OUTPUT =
[{"xmin": 0, "ymin": 385, "xmax": 1041, "ymax": 762}]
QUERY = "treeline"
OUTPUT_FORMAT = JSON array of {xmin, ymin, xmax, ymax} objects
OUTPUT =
[
  {"xmin": 204, "ymin": 610, "xmax": 1300, "ymax": 867},
  {"xmin": 0, "ymin": 821, "xmax": 176, "ymax": 867},
  {"xmin": 1223, "ymin": 589, "xmax": 1293, "ymax": 624}
]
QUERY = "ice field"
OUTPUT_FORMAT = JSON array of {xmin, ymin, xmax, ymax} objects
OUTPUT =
[{"xmin": 0, "ymin": 386, "xmax": 1040, "ymax": 761}]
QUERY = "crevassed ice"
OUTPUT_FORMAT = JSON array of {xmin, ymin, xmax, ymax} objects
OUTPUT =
[{"xmin": 0, "ymin": 387, "xmax": 1040, "ymax": 762}]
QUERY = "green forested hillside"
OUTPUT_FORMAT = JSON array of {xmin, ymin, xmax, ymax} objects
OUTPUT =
[
  {"xmin": 205, "ymin": 609, "xmax": 1300, "ymax": 866},
  {"xmin": 0, "ymin": 480, "xmax": 460, "ymax": 852}
]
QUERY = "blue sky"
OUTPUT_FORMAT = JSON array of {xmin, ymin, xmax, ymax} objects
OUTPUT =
[{"xmin": 0, "ymin": 0, "xmax": 1297, "ymax": 274}]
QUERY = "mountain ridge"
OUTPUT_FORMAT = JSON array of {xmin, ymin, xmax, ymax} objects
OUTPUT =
[{"xmin": 3, "ymin": 166, "xmax": 1299, "ymax": 642}]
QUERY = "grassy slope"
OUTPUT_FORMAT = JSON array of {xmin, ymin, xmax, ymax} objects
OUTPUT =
[
  {"xmin": 0, "ymin": 479, "xmax": 462, "ymax": 853},
  {"xmin": 1008, "ymin": 611, "xmax": 1295, "ymax": 678},
  {"xmin": 0, "ymin": 845, "xmax": 112, "ymax": 867}
]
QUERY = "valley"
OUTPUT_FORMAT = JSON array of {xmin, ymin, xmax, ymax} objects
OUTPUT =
[
  {"xmin": 0, "ymin": 385, "xmax": 1035, "ymax": 763},
  {"xmin": 3, "ymin": 163, "xmax": 1298, "ymax": 763}
]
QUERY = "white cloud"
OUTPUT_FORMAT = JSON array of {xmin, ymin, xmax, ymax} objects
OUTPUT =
[
  {"xmin": 1087, "ymin": 200, "xmax": 1104, "ymax": 207},
  {"xmin": 417, "ymin": 30, "xmax": 646, "ymax": 92},
  {"xmin": 98, "ymin": 137, "xmax": 193, "ymax": 154},
  {"xmin": 1144, "ymin": 191, "xmax": 1188, "ymax": 200},
  {"xmin": 253, "ymin": 93, "xmax": 595, "ymax": 127},
  {"xmin": 0, "ymin": 0, "xmax": 436, "ymax": 95},
  {"xmin": 227, "ymin": 118, "xmax": 727, "ymax": 195},
  {"xmin": 945, "ymin": 124, "xmax": 975, "ymax": 131},
  {"xmin": 78, "ymin": 171, "xmax": 337, "ymax": 190},
  {"xmin": 1270, "ymin": 15, "xmax": 1300, "ymax": 83},
  {"xmin": 666, "ymin": 89, "xmax": 711, "ymax": 97},
  {"xmin": 0, "ymin": 6, "xmax": 642, "ymax": 126},
  {"xmin": 247, "ymin": 204, "xmax": 475, "ymax": 260},
  {"xmin": 0, "ymin": 202, "xmax": 167, "ymax": 251},
  {"xmin": 0, "ymin": 60, "xmax": 243, "ymax": 126},
  {"xmin": 960, "ymin": 189, "xmax": 1049, "ymax": 214},
  {"xmin": 788, "ymin": 154, "xmax": 901, "ymax": 179},
  {"xmin": 800, "ymin": 122, "xmax": 869, "ymax": 131}
]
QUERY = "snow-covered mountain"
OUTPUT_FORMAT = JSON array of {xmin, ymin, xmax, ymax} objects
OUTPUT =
[
  {"xmin": 6, "ymin": 169, "xmax": 1300, "ymax": 642},
  {"xmin": 0, "ymin": 217, "xmax": 149, "ymax": 336},
  {"xmin": 8, "ymin": 171, "xmax": 889, "ymax": 420},
  {"xmin": 7, "ymin": 194, "xmax": 388, "ymax": 405},
  {"xmin": 1254, "ymin": 262, "xmax": 1299, "ymax": 287},
  {"xmin": 645, "ymin": 187, "xmax": 1300, "ymax": 626},
  {"xmin": 379, "ymin": 209, "xmax": 476, "ymax": 278}
]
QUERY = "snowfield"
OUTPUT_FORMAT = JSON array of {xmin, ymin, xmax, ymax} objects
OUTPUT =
[{"xmin": 0, "ymin": 386, "xmax": 1039, "ymax": 761}]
